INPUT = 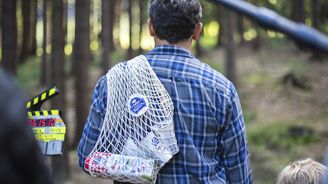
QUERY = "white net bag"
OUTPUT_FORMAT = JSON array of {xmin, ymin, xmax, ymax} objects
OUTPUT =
[{"xmin": 84, "ymin": 55, "xmax": 179, "ymax": 184}]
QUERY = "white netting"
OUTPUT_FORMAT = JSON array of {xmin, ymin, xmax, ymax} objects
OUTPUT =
[{"xmin": 84, "ymin": 55, "xmax": 179, "ymax": 184}]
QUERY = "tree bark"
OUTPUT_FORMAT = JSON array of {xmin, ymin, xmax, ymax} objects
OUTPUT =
[
  {"xmin": 127, "ymin": 0, "xmax": 133, "ymax": 59},
  {"xmin": 109, "ymin": 0, "xmax": 115, "ymax": 52},
  {"xmin": 139, "ymin": 0, "xmax": 145, "ymax": 54},
  {"xmin": 1, "ymin": 0, "xmax": 17, "ymax": 75},
  {"xmin": 21, "ymin": 0, "xmax": 31, "ymax": 62},
  {"xmin": 225, "ymin": 10, "xmax": 237, "ymax": 85},
  {"xmin": 114, "ymin": 0, "xmax": 121, "ymax": 47},
  {"xmin": 101, "ymin": 0, "xmax": 109, "ymax": 73},
  {"xmin": 252, "ymin": 0, "xmax": 261, "ymax": 50},
  {"xmin": 253, "ymin": 24, "xmax": 261, "ymax": 50},
  {"xmin": 73, "ymin": 0, "xmax": 90, "ymax": 148},
  {"xmin": 101, "ymin": 0, "xmax": 115, "ymax": 74},
  {"xmin": 40, "ymin": 0, "xmax": 48, "ymax": 87},
  {"xmin": 50, "ymin": 0, "xmax": 70, "ymax": 182},
  {"xmin": 215, "ymin": 6, "xmax": 224, "ymax": 48},
  {"xmin": 237, "ymin": 14, "xmax": 245, "ymax": 45},
  {"xmin": 291, "ymin": 0, "xmax": 305, "ymax": 23},
  {"xmin": 311, "ymin": 0, "xmax": 320, "ymax": 29},
  {"xmin": 30, "ymin": 0, "xmax": 37, "ymax": 55}
]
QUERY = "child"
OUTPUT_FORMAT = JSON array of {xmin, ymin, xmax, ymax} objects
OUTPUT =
[{"xmin": 277, "ymin": 158, "xmax": 327, "ymax": 184}]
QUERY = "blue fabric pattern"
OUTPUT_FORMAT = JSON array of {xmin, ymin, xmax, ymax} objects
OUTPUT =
[{"xmin": 78, "ymin": 45, "xmax": 253, "ymax": 184}]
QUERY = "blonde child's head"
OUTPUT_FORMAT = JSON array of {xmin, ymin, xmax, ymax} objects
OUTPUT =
[{"xmin": 277, "ymin": 158, "xmax": 327, "ymax": 184}]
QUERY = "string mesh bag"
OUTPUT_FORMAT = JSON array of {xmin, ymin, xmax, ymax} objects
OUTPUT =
[{"xmin": 84, "ymin": 55, "xmax": 179, "ymax": 184}]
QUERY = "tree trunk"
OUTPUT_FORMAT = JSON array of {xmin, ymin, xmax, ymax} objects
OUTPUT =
[
  {"xmin": 215, "ymin": 6, "xmax": 224, "ymax": 48},
  {"xmin": 252, "ymin": 0, "xmax": 261, "ymax": 50},
  {"xmin": 109, "ymin": 0, "xmax": 115, "ymax": 52},
  {"xmin": 292, "ymin": 0, "xmax": 305, "ymax": 23},
  {"xmin": 101, "ymin": 0, "xmax": 115, "ymax": 74},
  {"xmin": 127, "ymin": 0, "xmax": 133, "ymax": 59},
  {"xmin": 101, "ymin": 0, "xmax": 110, "ymax": 74},
  {"xmin": 1, "ymin": 0, "xmax": 17, "ymax": 75},
  {"xmin": 237, "ymin": 14, "xmax": 245, "ymax": 45},
  {"xmin": 139, "ymin": 0, "xmax": 145, "ymax": 54},
  {"xmin": 30, "ymin": 0, "xmax": 37, "ymax": 55},
  {"xmin": 73, "ymin": 0, "xmax": 90, "ymax": 148},
  {"xmin": 312, "ymin": 0, "xmax": 320, "ymax": 29},
  {"xmin": 225, "ymin": 10, "xmax": 237, "ymax": 85},
  {"xmin": 40, "ymin": 0, "xmax": 48, "ymax": 87},
  {"xmin": 114, "ymin": 0, "xmax": 121, "ymax": 47},
  {"xmin": 50, "ymin": 0, "xmax": 70, "ymax": 182},
  {"xmin": 21, "ymin": 0, "xmax": 31, "ymax": 63}
]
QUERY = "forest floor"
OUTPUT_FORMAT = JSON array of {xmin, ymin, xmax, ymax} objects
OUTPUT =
[
  {"xmin": 206, "ymin": 40, "xmax": 328, "ymax": 184},
  {"xmin": 18, "ymin": 39, "xmax": 328, "ymax": 184}
]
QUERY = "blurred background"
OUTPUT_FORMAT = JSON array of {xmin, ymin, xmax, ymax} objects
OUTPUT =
[{"xmin": 1, "ymin": 0, "xmax": 328, "ymax": 183}]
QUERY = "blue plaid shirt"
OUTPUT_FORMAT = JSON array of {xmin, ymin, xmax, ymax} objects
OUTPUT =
[{"xmin": 78, "ymin": 45, "xmax": 253, "ymax": 184}]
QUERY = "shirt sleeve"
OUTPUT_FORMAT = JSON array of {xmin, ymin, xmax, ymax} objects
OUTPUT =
[
  {"xmin": 220, "ymin": 83, "xmax": 253, "ymax": 184},
  {"xmin": 77, "ymin": 75, "xmax": 108, "ymax": 169}
]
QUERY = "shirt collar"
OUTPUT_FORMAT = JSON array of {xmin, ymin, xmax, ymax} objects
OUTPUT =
[{"xmin": 146, "ymin": 45, "xmax": 195, "ymax": 59}]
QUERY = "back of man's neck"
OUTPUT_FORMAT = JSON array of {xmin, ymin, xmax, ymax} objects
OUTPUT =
[{"xmin": 154, "ymin": 38, "xmax": 192, "ymax": 51}]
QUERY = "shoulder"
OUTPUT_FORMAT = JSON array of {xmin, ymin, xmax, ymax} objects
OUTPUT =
[
  {"xmin": 91, "ymin": 75, "xmax": 108, "ymax": 112},
  {"xmin": 191, "ymin": 58, "xmax": 233, "ymax": 97},
  {"xmin": 92, "ymin": 75, "xmax": 107, "ymax": 100}
]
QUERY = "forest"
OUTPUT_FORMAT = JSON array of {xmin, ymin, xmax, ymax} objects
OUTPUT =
[{"xmin": 1, "ymin": 0, "xmax": 328, "ymax": 183}]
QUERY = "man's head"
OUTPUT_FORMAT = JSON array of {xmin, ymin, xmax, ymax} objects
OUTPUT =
[
  {"xmin": 148, "ymin": 0, "xmax": 203, "ymax": 46},
  {"xmin": 277, "ymin": 158, "xmax": 327, "ymax": 184}
]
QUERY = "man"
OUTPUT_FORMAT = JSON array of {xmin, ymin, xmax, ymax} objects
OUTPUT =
[
  {"xmin": 78, "ymin": 0, "xmax": 253, "ymax": 183},
  {"xmin": 0, "ymin": 69, "xmax": 53, "ymax": 184}
]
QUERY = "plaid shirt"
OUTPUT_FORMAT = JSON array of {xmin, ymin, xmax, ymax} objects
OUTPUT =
[{"xmin": 78, "ymin": 45, "xmax": 253, "ymax": 184}]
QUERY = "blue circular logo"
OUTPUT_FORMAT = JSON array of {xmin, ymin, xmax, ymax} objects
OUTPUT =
[{"xmin": 128, "ymin": 94, "xmax": 149, "ymax": 117}]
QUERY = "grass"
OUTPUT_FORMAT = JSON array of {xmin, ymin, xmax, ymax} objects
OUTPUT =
[
  {"xmin": 243, "ymin": 72, "xmax": 269, "ymax": 86},
  {"xmin": 247, "ymin": 120, "xmax": 323, "ymax": 184},
  {"xmin": 248, "ymin": 121, "xmax": 320, "ymax": 152}
]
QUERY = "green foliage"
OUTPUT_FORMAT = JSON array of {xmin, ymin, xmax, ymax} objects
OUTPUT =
[
  {"xmin": 200, "ymin": 36, "xmax": 217, "ymax": 49},
  {"xmin": 243, "ymin": 108, "xmax": 257, "ymax": 124},
  {"xmin": 201, "ymin": 57, "xmax": 224, "ymax": 73},
  {"xmin": 17, "ymin": 56, "xmax": 40, "ymax": 91},
  {"xmin": 248, "ymin": 122, "xmax": 320, "ymax": 152},
  {"xmin": 244, "ymin": 72, "xmax": 269, "ymax": 86}
]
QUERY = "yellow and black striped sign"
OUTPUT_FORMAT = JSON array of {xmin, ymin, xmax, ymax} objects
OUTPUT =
[
  {"xmin": 27, "ymin": 110, "xmax": 61, "ymax": 118},
  {"xmin": 26, "ymin": 87, "xmax": 59, "ymax": 111}
]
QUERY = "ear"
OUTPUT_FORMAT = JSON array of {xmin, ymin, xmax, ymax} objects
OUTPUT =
[
  {"xmin": 148, "ymin": 18, "xmax": 156, "ymax": 37},
  {"xmin": 192, "ymin": 22, "xmax": 203, "ymax": 41}
]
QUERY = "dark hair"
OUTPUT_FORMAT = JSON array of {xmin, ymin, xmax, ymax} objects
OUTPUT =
[{"xmin": 149, "ymin": 0, "xmax": 202, "ymax": 43}]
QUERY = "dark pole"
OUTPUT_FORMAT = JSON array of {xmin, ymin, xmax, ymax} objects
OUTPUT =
[{"xmin": 211, "ymin": 0, "xmax": 328, "ymax": 53}]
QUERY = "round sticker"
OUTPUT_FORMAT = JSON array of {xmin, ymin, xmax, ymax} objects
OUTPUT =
[{"xmin": 128, "ymin": 94, "xmax": 149, "ymax": 117}]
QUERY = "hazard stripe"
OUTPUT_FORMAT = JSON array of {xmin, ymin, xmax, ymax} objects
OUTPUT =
[
  {"xmin": 41, "ymin": 92, "xmax": 47, "ymax": 100},
  {"xmin": 49, "ymin": 88, "xmax": 56, "ymax": 96},
  {"xmin": 26, "ymin": 87, "xmax": 59, "ymax": 110},
  {"xmin": 51, "ymin": 110, "xmax": 59, "ymax": 115},
  {"xmin": 27, "ymin": 110, "xmax": 62, "ymax": 117},
  {"xmin": 26, "ymin": 101, "xmax": 31, "ymax": 108},
  {"xmin": 35, "ymin": 111, "xmax": 41, "ymax": 116},
  {"xmin": 33, "ymin": 97, "xmax": 39, "ymax": 105},
  {"xmin": 43, "ymin": 111, "xmax": 49, "ymax": 116}
]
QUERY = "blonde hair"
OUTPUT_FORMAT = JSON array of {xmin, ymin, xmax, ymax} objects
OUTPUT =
[{"xmin": 277, "ymin": 158, "xmax": 327, "ymax": 184}]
